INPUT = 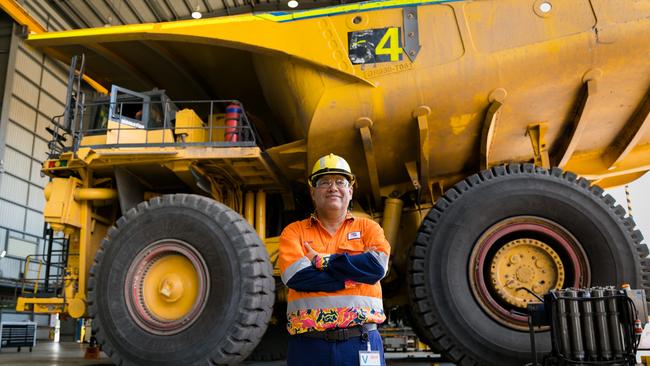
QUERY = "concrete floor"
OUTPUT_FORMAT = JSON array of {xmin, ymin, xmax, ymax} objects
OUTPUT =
[
  {"xmin": 0, "ymin": 341, "xmax": 452, "ymax": 365},
  {"xmin": 0, "ymin": 341, "xmax": 112, "ymax": 365}
]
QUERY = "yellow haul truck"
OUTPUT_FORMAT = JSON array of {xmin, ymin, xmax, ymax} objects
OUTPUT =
[{"xmin": 14, "ymin": 0, "xmax": 650, "ymax": 365}]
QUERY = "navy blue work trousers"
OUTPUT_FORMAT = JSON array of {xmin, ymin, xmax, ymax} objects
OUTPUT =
[{"xmin": 287, "ymin": 329, "xmax": 385, "ymax": 366}]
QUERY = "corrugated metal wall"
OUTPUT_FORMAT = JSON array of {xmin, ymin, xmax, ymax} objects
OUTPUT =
[{"xmin": 0, "ymin": 4, "xmax": 70, "ymax": 282}]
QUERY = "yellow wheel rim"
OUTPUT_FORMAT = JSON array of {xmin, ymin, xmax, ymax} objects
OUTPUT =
[
  {"xmin": 142, "ymin": 254, "xmax": 199, "ymax": 321},
  {"xmin": 125, "ymin": 239, "xmax": 209, "ymax": 335},
  {"xmin": 490, "ymin": 238, "xmax": 564, "ymax": 308},
  {"xmin": 470, "ymin": 216, "xmax": 589, "ymax": 330}
]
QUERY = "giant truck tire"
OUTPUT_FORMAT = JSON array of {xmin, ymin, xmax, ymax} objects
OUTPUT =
[
  {"xmin": 88, "ymin": 194, "xmax": 274, "ymax": 366},
  {"xmin": 247, "ymin": 298, "xmax": 288, "ymax": 361},
  {"xmin": 407, "ymin": 164, "xmax": 650, "ymax": 366},
  {"xmin": 246, "ymin": 319, "xmax": 289, "ymax": 361}
]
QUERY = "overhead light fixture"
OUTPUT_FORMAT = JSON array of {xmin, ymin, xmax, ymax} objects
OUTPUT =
[
  {"xmin": 0, "ymin": 250, "xmax": 5, "ymax": 258},
  {"xmin": 191, "ymin": 5, "xmax": 202, "ymax": 19},
  {"xmin": 538, "ymin": 2, "xmax": 552, "ymax": 13},
  {"xmin": 288, "ymin": 0, "xmax": 299, "ymax": 8}
]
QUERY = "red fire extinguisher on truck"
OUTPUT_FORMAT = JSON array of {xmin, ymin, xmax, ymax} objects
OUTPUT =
[{"xmin": 224, "ymin": 102, "xmax": 242, "ymax": 142}]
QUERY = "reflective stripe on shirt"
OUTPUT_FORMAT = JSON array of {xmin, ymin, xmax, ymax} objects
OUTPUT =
[
  {"xmin": 287, "ymin": 294, "xmax": 384, "ymax": 313},
  {"xmin": 281, "ymin": 256, "xmax": 311, "ymax": 285},
  {"xmin": 368, "ymin": 251, "xmax": 389, "ymax": 275}
]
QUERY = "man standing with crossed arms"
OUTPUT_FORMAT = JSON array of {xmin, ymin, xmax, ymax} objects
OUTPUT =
[{"xmin": 279, "ymin": 153, "xmax": 390, "ymax": 366}]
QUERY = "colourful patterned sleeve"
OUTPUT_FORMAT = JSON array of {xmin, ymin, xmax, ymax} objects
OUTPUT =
[{"xmin": 311, "ymin": 254, "xmax": 331, "ymax": 270}]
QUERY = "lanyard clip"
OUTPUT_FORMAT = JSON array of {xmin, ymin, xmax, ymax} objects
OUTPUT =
[{"xmin": 360, "ymin": 332, "xmax": 369, "ymax": 342}]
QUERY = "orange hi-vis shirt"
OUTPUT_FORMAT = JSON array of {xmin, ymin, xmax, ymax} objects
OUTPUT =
[{"xmin": 279, "ymin": 213, "xmax": 390, "ymax": 335}]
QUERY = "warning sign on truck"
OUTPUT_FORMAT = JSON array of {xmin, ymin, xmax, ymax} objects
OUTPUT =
[{"xmin": 348, "ymin": 27, "xmax": 403, "ymax": 65}]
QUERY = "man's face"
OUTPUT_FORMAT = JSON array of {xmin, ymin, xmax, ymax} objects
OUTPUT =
[{"xmin": 310, "ymin": 174, "xmax": 353, "ymax": 213}]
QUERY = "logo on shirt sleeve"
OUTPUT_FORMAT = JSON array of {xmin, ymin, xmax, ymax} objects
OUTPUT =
[{"xmin": 347, "ymin": 231, "xmax": 361, "ymax": 240}]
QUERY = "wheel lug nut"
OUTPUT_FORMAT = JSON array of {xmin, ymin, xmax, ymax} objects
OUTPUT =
[{"xmin": 510, "ymin": 255, "xmax": 520, "ymax": 264}]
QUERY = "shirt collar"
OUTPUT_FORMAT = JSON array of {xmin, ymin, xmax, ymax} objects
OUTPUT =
[{"xmin": 307, "ymin": 211, "xmax": 355, "ymax": 228}]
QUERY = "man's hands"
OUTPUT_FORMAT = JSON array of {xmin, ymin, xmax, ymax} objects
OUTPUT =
[
  {"xmin": 303, "ymin": 242, "xmax": 318, "ymax": 261},
  {"xmin": 304, "ymin": 242, "xmax": 380, "ymax": 274},
  {"xmin": 304, "ymin": 242, "xmax": 378, "ymax": 259},
  {"xmin": 304, "ymin": 243, "xmax": 331, "ymax": 271}
]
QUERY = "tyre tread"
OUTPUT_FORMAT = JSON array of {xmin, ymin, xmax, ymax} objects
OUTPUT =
[
  {"xmin": 407, "ymin": 164, "xmax": 650, "ymax": 366},
  {"xmin": 88, "ymin": 193, "xmax": 274, "ymax": 366}
]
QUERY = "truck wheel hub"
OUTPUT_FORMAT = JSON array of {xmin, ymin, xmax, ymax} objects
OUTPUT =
[
  {"xmin": 489, "ymin": 238, "xmax": 564, "ymax": 308},
  {"xmin": 158, "ymin": 274, "xmax": 184, "ymax": 302},
  {"xmin": 125, "ymin": 239, "xmax": 210, "ymax": 335},
  {"xmin": 469, "ymin": 216, "xmax": 589, "ymax": 330}
]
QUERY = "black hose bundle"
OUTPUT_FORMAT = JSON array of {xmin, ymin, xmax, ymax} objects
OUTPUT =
[{"xmin": 544, "ymin": 287, "xmax": 642, "ymax": 365}]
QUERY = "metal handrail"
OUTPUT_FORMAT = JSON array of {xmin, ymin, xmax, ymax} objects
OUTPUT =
[
  {"xmin": 21, "ymin": 255, "xmax": 43, "ymax": 295},
  {"xmin": 48, "ymin": 98, "xmax": 259, "ymax": 155},
  {"xmin": 18, "ymin": 253, "xmax": 70, "ymax": 297}
]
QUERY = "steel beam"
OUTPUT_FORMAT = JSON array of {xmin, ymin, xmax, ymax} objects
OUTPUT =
[
  {"xmin": 58, "ymin": 0, "xmax": 91, "ymax": 28},
  {"xmin": 144, "ymin": 0, "xmax": 166, "ymax": 22},
  {"xmin": 404, "ymin": 161, "xmax": 420, "ymax": 190},
  {"xmin": 123, "ymin": 0, "xmax": 145, "ymax": 23},
  {"xmin": 356, "ymin": 117, "xmax": 381, "ymax": 208},
  {"xmin": 0, "ymin": 0, "xmax": 46, "ymax": 33},
  {"xmin": 526, "ymin": 123, "xmax": 550, "ymax": 169},
  {"xmin": 480, "ymin": 100, "xmax": 502, "ymax": 170},
  {"xmin": 83, "ymin": 0, "xmax": 109, "ymax": 26},
  {"xmin": 101, "ymin": 0, "xmax": 128, "ymax": 25},
  {"xmin": 413, "ymin": 106, "xmax": 430, "ymax": 196},
  {"xmin": 551, "ymin": 79, "xmax": 597, "ymax": 169},
  {"xmin": 162, "ymin": 0, "xmax": 181, "ymax": 20}
]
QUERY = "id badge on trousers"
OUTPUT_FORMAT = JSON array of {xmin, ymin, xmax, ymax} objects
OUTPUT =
[{"xmin": 359, "ymin": 340, "xmax": 381, "ymax": 366}]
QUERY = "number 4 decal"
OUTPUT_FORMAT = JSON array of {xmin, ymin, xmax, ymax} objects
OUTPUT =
[
  {"xmin": 348, "ymin": 27, "xmax": 403, "ymax": 65},
  {"xmin": 375, "ymin": 27, "xmax": 403, "ymax": 62}
]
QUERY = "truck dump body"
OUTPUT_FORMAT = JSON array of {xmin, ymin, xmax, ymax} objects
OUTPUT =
[
  {"xmin": 28, "ymin": 0, "xmax": 650, "ymax": 193},
  {"xmin": 16, "ymin": 1, "xmax": 650, "ymax": 365}
]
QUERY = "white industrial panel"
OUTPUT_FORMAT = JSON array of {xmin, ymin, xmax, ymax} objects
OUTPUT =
[
  {"xmin": 0, "ymin": 257, "xmax": 21, "ymax": 280},
  {"xmin": 5, "ymin": 122, "xmax": 34, "ymax": 152},
  {"xmin": 35, "ymin": 233, "xmax": 43, "ymax": 256},
  {"xmin": 33, "ymin": 315, "xmax": 49, "ymax": 327},
  {"xmin": 0, "ymin": 38, "xmax": 72, "ymax": 262},
  {"xmin": 41, "ymin": 70, "xmax": 67, "ymax": 101},
  {"xmin": 39, "ymin": 93, "xmax": 65, "ymax": 121},
  {"xmin": 43, "ymin": 57, "xmax": 68, "ymax": 76},
  {"xmin": 15, "ymin": 48, "xmax": 42, "ymax": 82},
  {"xmin": 12, "ymin": 73, "xmax": 40, "ymax": 107},
  {"xmin": 0, "ymin": 200, "xmax": 25, "ymax": 232},
  {"xmin": 30, "ymin": 163, "xmax": 48, "ymax": 188},
  {"xmin": 0, "ymin": 312, "xmax": 32, "ymax": 323},
  {"xmin": 32, "ymin": 139, "xmax": 48, "ymax": 163},
  {"xmin": 7, "ymin": 236, "xmax": 37, "ymax": 258},
  {"xmin": 18, "ymin": 43, "xmax": 43, "ymax": 61},
  {"xmin": 25, "ymin": 210, "xmax": 44, "ymax": 238},
  {"xmin": 35, "ymin": 114, "xmax": 52, "ymax": 141},
  {"xmin": 8, "ymin": 98, "xmax": 37, "ymax": 132},
  {"xmin": 28, "ymin": 186, "xmax": 45, "ymax": 211},
  {"xmin": 0, "ymin": 174, "xmax": 28, "ymax": 205},
  {"xmin": 3, "ymin": 148, "xmax": 31, "ymax": 180}
]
